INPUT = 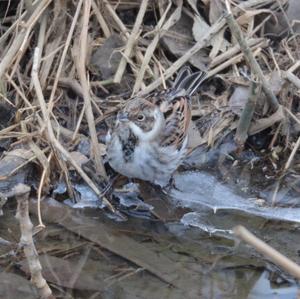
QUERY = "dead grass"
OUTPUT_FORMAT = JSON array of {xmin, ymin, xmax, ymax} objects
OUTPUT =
[{"xmin": 0, "ymin": 0, "xmax": 299, "ymax": 209}]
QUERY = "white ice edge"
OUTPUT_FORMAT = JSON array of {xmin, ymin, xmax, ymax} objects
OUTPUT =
[{"xmin": 171, "ymin": 171, "xmax": 300, "ymax": 224}]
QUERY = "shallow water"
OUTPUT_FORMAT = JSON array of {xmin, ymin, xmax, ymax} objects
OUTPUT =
[{"xmin": 0, "ymin": 170, "xmax": 299, "ymax": 298}]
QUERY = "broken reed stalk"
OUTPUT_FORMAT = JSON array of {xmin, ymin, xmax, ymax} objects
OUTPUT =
[
  {"xmin": 225, "ymin": 3, "xmax": 279, "ymax": 111},
  {"xmin": 76, "ymin": 0, "xmax": 107, "ymax": 178},
  {"xmin": 234, "ymin": 225, "xmax": 300, "ymax": 280},
  {"xmin": 114, "ymin": 0, "xmax": 149, "ymax": 83},
  {"xmin": 15, "ymin": 184, "xmax": 54, "ymax": 299},
  {"xmin": 235, "ymin": 81, "xmax": 261, "ymax": 146},
  {"xmin": 32, "ymin": 47, "xmax": 115, "ymax": 212}
]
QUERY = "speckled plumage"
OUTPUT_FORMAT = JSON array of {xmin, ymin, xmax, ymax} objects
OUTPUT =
[{"xmin": 107, "ymin": 68, "xmax": 206, "ymax": 187}]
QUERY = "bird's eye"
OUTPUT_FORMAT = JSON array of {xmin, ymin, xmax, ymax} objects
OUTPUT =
[{"xmin": 137, "ymin": 114, "xmax": 145, "ymax": 121}]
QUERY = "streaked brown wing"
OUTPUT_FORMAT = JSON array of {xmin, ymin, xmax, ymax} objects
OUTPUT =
[
  {"xmin": 159, "ymin": 96, "xmax": 190, "ymax": 148},
  {"xmin": 145, "ymin": 91, "xmax": 190, "ymax": 148},
  {"xmin": 141, "ymin": 68, "xmax": 206, "ymax": 148}
]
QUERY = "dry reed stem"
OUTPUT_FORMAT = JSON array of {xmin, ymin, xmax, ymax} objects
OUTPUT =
[
  {"xmin": 138, "ymin": 18, "xmax": 226, "ymax": 95},
  {"xmin": 209, "ymin": 44, "xmax": 263, "ymax": 78},
  {"xmin": 284, "ymin": 136, "xmax": 300, "ymax": 171},
  {"xmin": 103, "ymin": 0, "xmax": 129, "ymax": 34},
  {"xmin": 284, "ymin": 61, "xmax": 300, "ymax": 88},
  {"xmin": 272, "ymin": 107, "xmax": 300, "ymax": 205},
  {"xmin": 0, "ymin": 91, "xmax": 16, "ymax": 107},
  {"xmin": 0, "ymin": 0, "xmax": 52, "ymax": 79},
  {"xmin": 132, "ymin": 1, "xmax": 178, "ymax": 94},
  {"xmin": 9, "ymin": 31, "xmax": 33, "ymax": 80},
  {"xmin": 235, "ymin": 81, "xmax": 261, "ymax": 146},
  {"xmin": 75, "ymin": 0, "xmax": 107, "ymax": 178},
  {"xmin": 15, "ymin": 0, "xmax": 52, "ymax": 68},
  {"xmin": 36, "ymin": 10, "xmax": 48, "ymax": 69},
  {"xmin": 285, "ymin": 71, "xmax": 300, "ymax": 89},
  {"xmin": 276, "ymin": 0, "xmax": 299, "ymax": 58},
  {"xmin": 48, "ymin": 0, "xmax": 83, "ymax": 111},
  {"xmin": 0, "ymin": 30, "xmax": 27, "ymax": 79},
  {"xmin": 26, "ymin": 142, "xmax": 50, "ymax": 226},
  {"xmin": 58, "ymin": 78, "xmax": 84, "ymax": 98},
  {"xmin": 2, "ymin": 151, "xmax": 40, "ymax": 179},
  {"xmin": 39, "ymin": 38, "xmax": 64, "ymax": 88},
  {"xmin": 225, "ymin": 0, "xmax": 279, "ymax": 111},
  {"xmin": 91, "ymin": 0, "xmax": 111, "ymax": 38},
  {"xmin": 36, "ymin": 152, "xmax": 53, "ymax": 228},
  {"xmin": 157, "ymin": 60, "xmax": 167, "ymax": 89},
  {"xmin": 210, "ymin": 38, "xmax": 264, "ymax": 67},
  {"xmin": 103, "ymin": 0, "xmax": 153, "ymax": 78},
  {"xmin": 238, "ymin": 0, "xmax": 276, "ymax": 10},
  {"xmin": 0, "ymin": 11, "xmax": 25, "ymax": 45},
  {"xmin": 285, "ymin": 107, "xmax": 300, "ymax": 125},
  {"xmin": 32, "ymin": 47, "xmax": 114, "ymax": 212},
  {"xmin": 23, "ymin": 0, "xmax": 52, "ymax": 30},
  {"xmin": 288, "ymin": 61, "xmax": 300, "ymax": 73},
  {"xmin": 29, "ymin": 9, "xmax": 48, "ymax": 90},
  {"xmin": 15, "ymin": 184, "xmax": 53, "ymax": 298},
  {"xmin": 114, "ymin": 0, "xmax": 149, "ymax": 83},
  {"xmin": 234, "ymin": 225, "xmax": 300, "ymax": 280},
  {"xmin": 72, "ymin": 101, "xmax": 87, "ymax": 141}
]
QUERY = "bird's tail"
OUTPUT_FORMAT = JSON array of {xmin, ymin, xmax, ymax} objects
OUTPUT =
[{"xmin": 173, "ymin": 66, "xmax": 207, "ymax": 96}]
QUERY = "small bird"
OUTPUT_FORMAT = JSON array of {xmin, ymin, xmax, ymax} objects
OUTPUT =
[{"xmin": 106, "ymin": 67, "xmax": 206, "ymax": 187}]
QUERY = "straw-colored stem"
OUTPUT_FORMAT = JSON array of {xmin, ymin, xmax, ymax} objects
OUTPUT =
[
  {"xmin": 114, "ymin": 0, "xmax": 149, "ymax": 83},
  {"xmin": 234, "ymin": 225, "xmax": 300, "ymax": 280}
]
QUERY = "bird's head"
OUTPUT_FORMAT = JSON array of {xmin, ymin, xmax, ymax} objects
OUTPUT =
[{"xmin": 115, "ymin": 98, "xmax": 165, "ymax": 142}]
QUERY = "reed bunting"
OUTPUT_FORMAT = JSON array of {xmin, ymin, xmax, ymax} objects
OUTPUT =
[{"xmin": 106, "ymin": 67, "xmax": 206, "ymax": 187}]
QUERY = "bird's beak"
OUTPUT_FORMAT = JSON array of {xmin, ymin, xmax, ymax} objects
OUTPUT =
[{"xmin": 117, "ymin": 112, "xmax": 129, "ymax": 122}]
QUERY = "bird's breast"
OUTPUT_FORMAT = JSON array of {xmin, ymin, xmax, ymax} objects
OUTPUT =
[{"xmin": 107, "ymin": 135, "xmax": 187, "ymax": 187}]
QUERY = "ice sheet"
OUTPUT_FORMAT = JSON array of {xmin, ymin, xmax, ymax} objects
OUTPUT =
[{"xmin": 171, "ymin": 171, "xmax": 300, "ymax": 225}]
